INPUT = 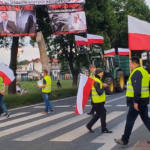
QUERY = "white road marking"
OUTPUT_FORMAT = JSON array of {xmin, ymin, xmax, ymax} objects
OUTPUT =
[
  {"xmin": 92, "ymin": 113, "xmax": 150, "ymax": 150},
  {"xmin": 50, "ymin": 111, "xmax": 125, "ymax": 142},
  {"xmin": 116, "ymin": 105, "xmax": 126, "ymax": 107},
  {"xmin": 0, "ymin": 113, "xmax": 45, "ymax": 128},
  {"xmin": 0, "ymin": 112, "xmax": 73, "ymax": 138},
  {"xmin": 0, "ymin": 112, "xmax": 30, "ymax": 121},
  {"xmin": 106, "ymin": 96, "xmax": 126, "ymax": 104},
  {"xmin": 13, "ymin": 114, "xmax": 90, "ymax": 141},
  {"xmin": 54, "ymin": 105, "xmax": 71, "ymax": 108}
]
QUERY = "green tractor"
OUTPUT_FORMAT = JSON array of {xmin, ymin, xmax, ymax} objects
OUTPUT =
[{"xmin": 91, "ymin": 47, "xmax": 125, "ymax": 95}]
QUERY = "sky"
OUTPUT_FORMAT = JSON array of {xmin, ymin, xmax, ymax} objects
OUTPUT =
[
  {"xmin": 0, "ymin": 37, "xmax": 40, "ymax": 65},
  {"xmin": 0, "ymin": 1, "xmax": 150, "ymax": 65},
  {"xmin": 145, "ymin": 0, "xmax": 150, "ymax": 6}
]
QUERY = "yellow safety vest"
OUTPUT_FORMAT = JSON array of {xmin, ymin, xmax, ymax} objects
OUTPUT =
[
  {"xmin": 92, "ymin": 77, "xmax": 106, "ymax": 103},
  {"xmin": 0, "ymin": 77, "xmax": 3, "ymax": 90},
  {"xmin": 126, "ymin": 67, "xmax": 149, "ymax": 98},
  {"xmin": 42, "ymin": 76, "xmax": 51, "ymax": 93}
]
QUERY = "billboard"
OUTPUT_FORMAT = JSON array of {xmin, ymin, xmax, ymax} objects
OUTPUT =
[
  {"xmin": 49, "ymin": 11, "xmax": 87, "ymax": 35},
  {"xmin": 0, "ymin": 0, "xmax": 85, "ymax": 5},
  {"xmin": 47, "ymin": 3, "xmax": 84, "ymax": 13},
  {"xmin": 0, "ymin": 5, "xmax": 36, "ymax": 36}
]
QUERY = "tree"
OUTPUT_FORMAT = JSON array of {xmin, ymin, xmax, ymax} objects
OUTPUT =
[
  {"xmin": 60, "ymin": 61, "xmax": 70, "ymax": 75},
  {"xmin": 85, "ymin": 0, "xmax": 118, "ymax": 49},
  {"xmin": 8, "ymin": 37, "xmax": 19, "ymax": 94},
  {"xmin": 111, "ymin": 0, "xmax": 150, "ymax": 57}
]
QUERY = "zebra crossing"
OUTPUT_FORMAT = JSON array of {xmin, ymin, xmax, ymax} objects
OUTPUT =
[{"xmin": 0, "ymin": 109, "xmax": 149, "ymax": 150}]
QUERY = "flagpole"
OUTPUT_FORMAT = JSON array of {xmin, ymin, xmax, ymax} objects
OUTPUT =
[{"xmin": 129, "ymin": 49, "xmax": 131, "ymax": 73}]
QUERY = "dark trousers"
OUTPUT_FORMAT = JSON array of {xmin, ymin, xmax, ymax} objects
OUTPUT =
[
  {"xmin": 89, "ymin": 99, "xmax": 95, "ymax": 113},
  {"xmin": 87, "ymin": 102, "xmax": 107, "ymax": 129},
  {"xmin": 122, "ymin": 105, "xmax": 150, "ymax": 144}
]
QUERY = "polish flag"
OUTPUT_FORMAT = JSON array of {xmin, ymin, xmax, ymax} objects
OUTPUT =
[
  {"xmin": 128, "ymin": 15, "xmax": 150, "ymax": 50},
  {"xmin": 0, "ymin": 63, "xmax": 15, "ymax": 85},
  {"xmin": 75, "ymin": 35, "xmax": 88, "ymax": 46},
  {"xmin": 75, "ymin": 74, "xmax": 94, "ymax": 115},
  {"xmin": 118, "ymin": 48, "xmax": 129, "ymax": 55},
  {"xmin": 104, "ymin": 48, "xmax": 115, "ymax": 55},
  {"xmin": 87, "ymin": 34, "xmax": 104, "ymax": 45}
]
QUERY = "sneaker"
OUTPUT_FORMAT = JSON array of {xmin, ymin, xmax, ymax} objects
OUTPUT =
[
  {"xmin": 114, "ymin": 139, "xmax": 128, "ymax": 145},
  {"xmin": 147, "ymin": 140, "xmax": 150, "ymax": 144},
  {"xmin": 6, "ymin": 113, "xmax": 10, "ymax": 118},
  {"xmin": 102, "ymin": 128, "xmax": 113, "ymax": 134},
  {"xmin": 1, "ymin": 113, "xmax": 6, "ymax": 117},
  {"xmin": 50, "ymin": 109, "xmax": 54, "ymax": 113},
  {"xmin": 86, "ymin": 125, "xmax": 94, "ymax": 133},
  {"xmin": 41, "ymin": 111, "xmax": 47, "ymax": 114}
]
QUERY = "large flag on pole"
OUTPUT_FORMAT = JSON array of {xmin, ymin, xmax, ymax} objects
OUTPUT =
[
  {"xmin": 75, "ymin": 74, "xmax": 94, "ymax": 115},
  {"xmin": 0, "ymin": 63, "xmax": 15, "ymax": 85},
  {"xmin": 118, "ymin": 48, "xmax": 129, "ymax": 55},
  {"xmin": 128, "ymin": 15, "xmax": 150, "ymax": 50},
  {"xmin": 104, "ymin": 48, "xmax": 116, "ymax": 56}
]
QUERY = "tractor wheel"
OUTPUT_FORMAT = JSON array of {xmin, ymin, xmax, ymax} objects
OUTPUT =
[
  {"xmin": 104, "ymin": 77, "xmax": 115, "ymax": 95},
  {"xmin": 116, "ymin": 71, "xmax": 125, "ymax": 92}
]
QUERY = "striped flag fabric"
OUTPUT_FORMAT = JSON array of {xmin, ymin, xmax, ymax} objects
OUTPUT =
[
  {"xmin": 118, "ymin": 48, "xmax": 129, "ymax": 55},
  {"xmin": 75, "ymin": 34, "xmax": 104, "ymax": 46},
  {"xmin": 0, "ymin": 63, "xmax": 15, "ymax": 85},
  {"xmin": 104, "ymin": 48, "xmax": 116, "ymax": 56},
  {"xmin": 87, "ymin": 34, "xmax": 104, "ymax": 45},
  {"xmin": 75, "ymin": 74, "xmax": 94, "ymax": 115},
  {"xmin": 128, "ymin": 15, "xmax": 150, "ymax": 50},
  {"xmin": 75, "ymin": 35, "xmax": 88, "ymax": 46}
]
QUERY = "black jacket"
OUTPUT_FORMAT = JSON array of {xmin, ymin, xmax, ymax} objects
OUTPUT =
[
  {"xmin": 126, "ymin": 68, "xmax": 150, "ymax": 106},
  {"xmin": 94, "ymin": 75, "xmax": 105, "ymax": 96}
]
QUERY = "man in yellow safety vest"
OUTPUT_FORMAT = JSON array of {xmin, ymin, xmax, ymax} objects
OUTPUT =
[
  {"xmin": 86, "ymin": 68, "xmax": 112, "ymax": 133},
  {"xmin": 0, "ymin": 77, "xmax": 10, "ymax": 118},
  {"xmin": 115, "ymin": 56, "xmax": 150, "ymax": 145},
  {"xmin": 37, "ymin": 69, "xmax": 54, "ymax": 114},
  {"xmin": 87, "ymin": 64, "xmax": 96, "ymax": 115}
]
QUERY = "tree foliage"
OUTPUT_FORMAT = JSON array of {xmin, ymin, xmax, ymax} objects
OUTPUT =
[{"xmin": 60, "ymin": 61, "xmax": 70, "ymax": 75}]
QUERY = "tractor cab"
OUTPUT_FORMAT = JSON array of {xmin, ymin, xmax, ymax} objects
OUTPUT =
[{"xmin": 90, "ymin": 46, "xmax": 125, "ymax": 95}]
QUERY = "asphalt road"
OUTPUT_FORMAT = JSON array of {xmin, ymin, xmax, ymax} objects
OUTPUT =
[{"xmin": 0, "ymin": 91, "xmax": 150, "ymax": 150}]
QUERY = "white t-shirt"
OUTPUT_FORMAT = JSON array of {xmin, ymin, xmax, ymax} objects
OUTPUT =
[{"xmin": 16, "ymin": 85, "xmax": 21, "ymax": 92}]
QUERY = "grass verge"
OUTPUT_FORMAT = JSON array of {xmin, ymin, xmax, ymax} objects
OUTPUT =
[{"xmin": 3, "ymin": 80, "xmax": 77, "ymax": 109}]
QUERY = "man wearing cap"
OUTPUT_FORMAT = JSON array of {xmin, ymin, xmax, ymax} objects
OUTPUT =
[
  {"xmin": 87, "ymin": 64, "xmax": 96, "ymax": 115},
  {"xmin": 86, "ymin": 68, "xmax": 112, "ymax": 133}
]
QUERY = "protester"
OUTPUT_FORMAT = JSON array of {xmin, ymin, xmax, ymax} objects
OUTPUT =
[
  {"xmin": 87, "ymin": 64, "xmax": 96, "ymax": 115},
  {"xmin": 86, "ymin": 68, "xmax": 112, "ymax": 133},
  {"xmin": 114, "ymin": 56, "xmax": 150, "ymax": 145},
  {"xmin": 0, "ymin": 77, "xmax": 10, "ymax": 118},
  {"xmin": 37, "ymin": 69, "xmax": 54, "ymax": 114}
]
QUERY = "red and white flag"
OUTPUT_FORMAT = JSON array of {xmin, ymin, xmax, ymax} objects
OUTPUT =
[
  {"xmin": 87, "ymin": 34, "xmax": 104, "ymax": 45},
  {"xmin": 128, "ymin": 15, "xmax": 150, "ymax": 50},
  {"xmin": 75, "ymin": 74, "xmax": 94, "ymax": 115},
  {"xmin": 75, "ymin": 35, "xmax": 88, "ymax": 46},
  {"xmin": 118, "ymin": 48, "xmax": 129, "ymax": 55},
  {"xmin": 104, "ymin": 48, "xmax": 115, "ymax": 55},
  {"xmin": 0, "ymin": 63, "xmax": 15, "ymax": 85}
]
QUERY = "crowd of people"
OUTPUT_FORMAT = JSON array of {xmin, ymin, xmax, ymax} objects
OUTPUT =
[{"xmin": 0, "ymin": 56, "xmax": 150, "ymax": 146}]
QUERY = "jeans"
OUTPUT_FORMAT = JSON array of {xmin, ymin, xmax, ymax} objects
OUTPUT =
[
  {"xmin": 42, "ymin": 93, "xmax": 53, "ymax": 113},
  {"xmin": 87, "ymin": 102, "xmax": 107, "ymax": 129},
  {"xmin": 122, "ymin": 105, "xmax": 150, "ymax": 144},
  {"xmin": 0, "ymin": 94, "xmax": 8, "ymax": 114}
]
